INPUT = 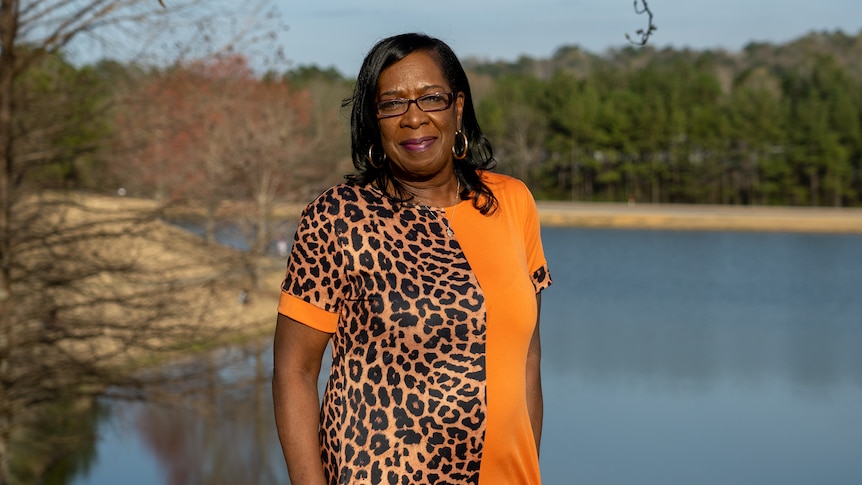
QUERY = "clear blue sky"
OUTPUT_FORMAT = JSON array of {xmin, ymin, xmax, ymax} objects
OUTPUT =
[{"xmin": 277, "ymin": 0, "xmax": 860, "ymax": 75}]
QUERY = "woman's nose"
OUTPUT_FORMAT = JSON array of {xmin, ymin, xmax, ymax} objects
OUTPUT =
[{"xmin": 399, "ymin": 102, "xmax": 429, "ymax": 127}]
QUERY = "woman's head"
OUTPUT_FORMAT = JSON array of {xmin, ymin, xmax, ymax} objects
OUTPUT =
[{"xmin": 344, "ymin": 33, "xmax": 496, "ymax": 210}]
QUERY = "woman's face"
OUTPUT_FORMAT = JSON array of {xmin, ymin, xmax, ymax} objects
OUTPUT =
[{"xmin": 376, "ymin": 51, "xmax": 464, "ymax": 183}]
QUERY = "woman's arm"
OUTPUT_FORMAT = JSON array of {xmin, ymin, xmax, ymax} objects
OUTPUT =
[
  {"xmin": 526, "ymin": 292, "xmax": 544, "ymax": 455},
  {"xmin": 272, "ymin": 313, "xmax": 332, "ymax": 485}
]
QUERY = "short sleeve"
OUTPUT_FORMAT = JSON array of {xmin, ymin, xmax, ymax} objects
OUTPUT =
[
  {"xmin": 520, "ymin": 183, "xmax": 553, "ymax": 293},
  {"xmin": 277, "ymin": 193, "xmax": 347, "ymax": 333}
]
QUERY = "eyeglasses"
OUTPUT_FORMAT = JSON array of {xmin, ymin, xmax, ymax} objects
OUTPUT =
[{"xmin": 376, "ymin": 92, "xmax": 455, "ymax": 118}]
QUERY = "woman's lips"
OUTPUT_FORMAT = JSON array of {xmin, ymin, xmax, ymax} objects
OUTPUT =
[{"xmin": 400, "ymin": 136, "xmax": 436, "ymax": 152}]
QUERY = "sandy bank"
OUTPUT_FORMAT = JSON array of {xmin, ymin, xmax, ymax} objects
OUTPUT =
[
  {"xmin": 536, "ymin": 201, "xmax": 862, "ymax": 234},
  {"xmin": 268, "ymin": 199, "xmax": 862, "ymax": 234},
  {"xmin": 158, "ymin": 192, "xmax": 862, "ymax": 235}
]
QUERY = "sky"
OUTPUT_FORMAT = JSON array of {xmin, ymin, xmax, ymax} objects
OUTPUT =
[{"xmin": 275, "ymin": 0, "xmax": 861, "ymax": 75}]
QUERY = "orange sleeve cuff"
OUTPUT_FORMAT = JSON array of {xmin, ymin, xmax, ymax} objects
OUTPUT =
[{"xmin": 277, "ymin": 291, "xmax": 339, "ymax": 334}]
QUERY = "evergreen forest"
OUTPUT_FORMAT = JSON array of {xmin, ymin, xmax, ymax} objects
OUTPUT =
[{"xmin": 21, "ymin": 30, "xmax": 862, "ymax": 207}]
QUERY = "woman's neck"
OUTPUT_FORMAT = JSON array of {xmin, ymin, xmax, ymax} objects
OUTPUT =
[{"xmin": 398, "ymin": 175, "xmax": 460, "ymax": 208}]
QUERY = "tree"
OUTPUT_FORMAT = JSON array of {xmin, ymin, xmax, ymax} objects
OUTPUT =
[
  {"xmin": 478, "ymin": 74, "xmax": 549, "ymax": 187},
  {"xmin": 728, "ymin": 66, "xmax": 787, "ymax": 204},
  {"xmin": 111, "ymin": 54, "xmax": 348, "ymax": 257},
  {"xmin": 0, "ymin": 1, "xmax": 282, "ymax": 482},
  {"xmin": 784, "ymin": 55, "xmax": 861, "ymax": 206}
]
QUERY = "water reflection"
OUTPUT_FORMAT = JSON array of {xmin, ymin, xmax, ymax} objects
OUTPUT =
[
  {"xmin": 69, "ymin": 332, "xmax": 322, "ymax": 484},
  {"xmin": 540, "ymin": 229, "xmax": 862, "ymax": 485},
  {"xmin": 12, "ymin": 398, "xmax": 105, "ymax": 484},
  {"xmin": 74, "ymin": 228, "xmax": 862, "ymax": 485},
  {"xmin": 542, "ymin": 229, "xmax": 862, "ymax": 393}
]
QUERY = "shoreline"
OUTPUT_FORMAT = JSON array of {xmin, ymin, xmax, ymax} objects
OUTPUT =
[
  {"xmin": 536, "ymin": 201, "xmax": 862, "ymax": 234},
  {"xmin": 156, "ymin": 194, "xmax": 862, "ymax": 235}
]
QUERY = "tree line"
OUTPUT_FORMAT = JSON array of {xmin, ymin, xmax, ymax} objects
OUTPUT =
[
  {"xmin": 471, "ymin": 31, "xmax": 862, "ymax": 206},
  {"xmin": 20, "ymin": 31, "xmax": 862, "ymax": 209}
]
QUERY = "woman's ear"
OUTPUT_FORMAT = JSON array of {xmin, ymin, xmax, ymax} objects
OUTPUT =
[{"xmin": 456, "ymin": 92, "xmax": 465, "ymax": 130}]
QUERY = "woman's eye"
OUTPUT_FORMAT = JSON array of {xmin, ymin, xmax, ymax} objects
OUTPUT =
[{"xmin": 379, "ymin": 100, "xmax": 405, "ymax": 111}]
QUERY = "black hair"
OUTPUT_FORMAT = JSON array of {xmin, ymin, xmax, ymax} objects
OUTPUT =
[{"xmin": 342, "ymin": 32, "xmax": 498, "ymax": 214}]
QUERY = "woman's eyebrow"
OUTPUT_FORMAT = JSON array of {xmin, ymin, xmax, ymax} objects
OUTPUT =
[{"xmin": 378, "ymin": 84, "xmax": 447, "ymax": 97}]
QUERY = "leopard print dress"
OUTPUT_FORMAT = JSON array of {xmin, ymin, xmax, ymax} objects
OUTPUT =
[{"xmin": 279, "ymin": 172, "xmax": 551, "ymax": 484}]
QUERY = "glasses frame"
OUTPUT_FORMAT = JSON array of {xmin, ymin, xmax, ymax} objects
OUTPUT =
[{"xmin": 375, "ymin": 92, "xmax": 456, "ymax": 119}]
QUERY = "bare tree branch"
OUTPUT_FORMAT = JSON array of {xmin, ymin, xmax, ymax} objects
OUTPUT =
[
  {"xmin": 625, "ymin": 0, "xmax": 657, "ymax": 46},
  {"xmin": 0, "ymin": 1, "xmax": 286, "ymax": 481}
]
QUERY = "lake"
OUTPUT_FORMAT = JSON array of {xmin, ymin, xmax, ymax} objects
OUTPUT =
[{"xmin": 71, "ymin": 227, "xmax": 862, "ymax": 485}]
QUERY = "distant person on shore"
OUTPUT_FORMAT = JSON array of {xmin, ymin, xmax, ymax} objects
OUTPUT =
[
  {"xmin": 272, "ymin": 33, "xmax": 552, "ymax": 484},
  {"xmin": 276, "ymin": 237, "xmax": 288, "ymax": 257}
]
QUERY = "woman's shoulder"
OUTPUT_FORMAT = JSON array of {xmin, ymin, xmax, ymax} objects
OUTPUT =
[
  {"xmin": 302, "ymin": 182, "xmax": 388, "ymax": 219},
  {"xmin": 479, "ymin": 171, "xmax": 534, "ymax": 202}
]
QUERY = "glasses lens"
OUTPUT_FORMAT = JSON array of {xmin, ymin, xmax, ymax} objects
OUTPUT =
[
  {"xmin": 376, "ymin": 93, "xmax": 454, "ymax": 117},
  {"xmin": 377, "ymin": 99, "xmax": 408, "ymax": 116},
  {"xmin": 416, "ymin": 93, "xmax": 452, "ymax": 112}
]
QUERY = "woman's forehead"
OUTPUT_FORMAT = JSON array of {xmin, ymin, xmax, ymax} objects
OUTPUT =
[{"xmin": 377, "ymin": 51, "xmax": 449, "ymax": 95}]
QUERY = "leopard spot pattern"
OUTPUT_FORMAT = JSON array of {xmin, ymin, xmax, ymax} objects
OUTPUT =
[{"xmin": 284, "ymin": 184, "xmax": 487, "ymax": 484}]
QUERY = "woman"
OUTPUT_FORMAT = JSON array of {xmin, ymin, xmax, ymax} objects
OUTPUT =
[{"xmin": 272, "ymin": 33, "xmax": 552, "ymax": 484}]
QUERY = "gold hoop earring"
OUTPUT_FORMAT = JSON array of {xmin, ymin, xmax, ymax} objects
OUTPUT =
[
  {"xmin": 452, "ymin": 130, "xmax": 468, "ymax": 160},
  {"xmin": 367, "ymin": 145, "xmax": 384, "ymax": 169}
]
